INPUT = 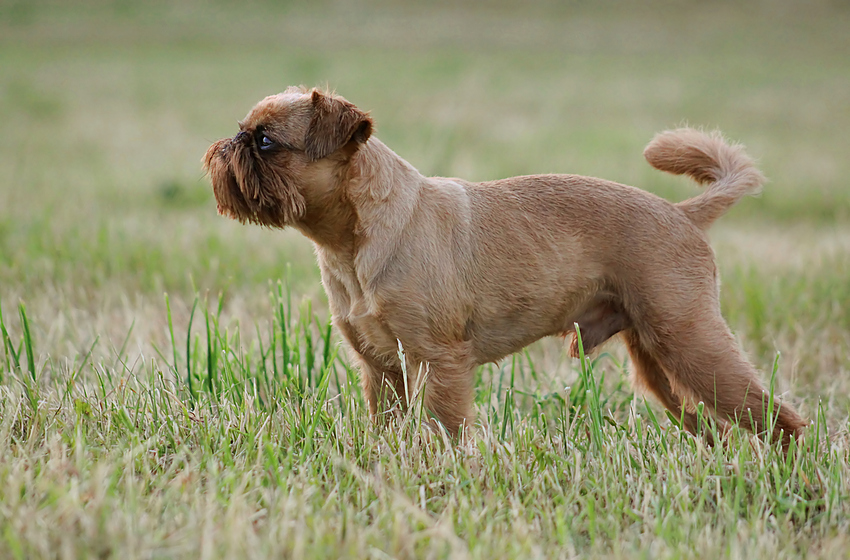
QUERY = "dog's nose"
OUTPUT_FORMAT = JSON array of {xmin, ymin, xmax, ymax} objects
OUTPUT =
[{"xmin": 234, "ymin": 130, "xmax": 249, "ymax": 144}]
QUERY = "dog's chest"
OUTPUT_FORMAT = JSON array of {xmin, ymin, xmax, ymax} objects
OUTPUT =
[
  {"xmin": 347, "ymin": 305, "xmax": 398, "ymax": 359},
  {"xmin": 319, "ymin": 252, "xmax": 399, "ymax": 359}
]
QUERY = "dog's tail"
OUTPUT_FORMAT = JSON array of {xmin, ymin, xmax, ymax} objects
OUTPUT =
[{"xmin": 643, "ymin": 128, "xmax": 765, "ymax": 230}]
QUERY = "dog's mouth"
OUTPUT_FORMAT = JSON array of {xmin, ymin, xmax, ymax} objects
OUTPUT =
[
  {"xmin": 203, "ymin": 138, "xmax": 255, "ymax": 223},
  {"xmin": 202, "ymin": 136, "xmax": 305, "ymax": 228}
]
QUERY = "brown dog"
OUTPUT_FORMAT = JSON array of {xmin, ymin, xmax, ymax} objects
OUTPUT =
[{"xmin": 203, "ymin": 87, "xmax": 806, "ymax": 446}]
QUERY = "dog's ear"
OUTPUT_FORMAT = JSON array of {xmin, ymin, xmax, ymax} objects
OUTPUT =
[{"xmin": 304, "ymin": 90, "xmax": 373, "ymax": 161}]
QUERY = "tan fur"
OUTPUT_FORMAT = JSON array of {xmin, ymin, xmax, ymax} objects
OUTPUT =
[{"xmin": 203, "ymin": 88, "xmax": 807, "ymax": 447}]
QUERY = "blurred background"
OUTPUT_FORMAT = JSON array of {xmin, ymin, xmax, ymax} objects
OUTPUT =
[{"xmin": 0, "ymin": 0, "xmax": 848, "ymax": 397}]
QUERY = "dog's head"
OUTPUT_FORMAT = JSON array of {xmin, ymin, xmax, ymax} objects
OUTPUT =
[{"xmin": 202, "ymin": 87, "xmax": 373, "ymax": 228}]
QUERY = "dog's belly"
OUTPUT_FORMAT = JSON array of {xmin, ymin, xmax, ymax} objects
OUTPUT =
[
  {"xmin": 467, "ymin": 289, "xmax": 598, "ymax": 364},
  {"xmin": 470, "ymin": 322, "xmax": 558, "ymax": 363},
  {"xmin": 462, "ymin": 239, "xmax": 605, "ymax": 363}
]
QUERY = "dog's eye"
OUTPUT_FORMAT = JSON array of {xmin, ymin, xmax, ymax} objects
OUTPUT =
[{"xmin": 259, "ymin": 134, "xmax": 275, "ymax": 151}]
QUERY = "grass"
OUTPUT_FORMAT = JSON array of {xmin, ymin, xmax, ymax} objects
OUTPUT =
[
  {"xmin": 1, "ymin": 1, "xmax": 849, "ymax": 558},
  {"xmin": 1, "ymin": 294, "xmax": 847, "ymax": 558}
]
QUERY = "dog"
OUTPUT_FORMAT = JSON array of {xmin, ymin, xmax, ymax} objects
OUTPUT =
[{"xmin": 203, "ymin": 86, "xmax": 806, "ymax": 447}]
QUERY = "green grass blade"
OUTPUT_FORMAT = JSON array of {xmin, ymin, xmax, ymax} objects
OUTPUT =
[
  {"xmin": 18, "ymin": 302, "xmax": 36, "ymax": 382},
  {"xmin": 186, "ymin": 294, "xmax": 199, "ymax": 401}
]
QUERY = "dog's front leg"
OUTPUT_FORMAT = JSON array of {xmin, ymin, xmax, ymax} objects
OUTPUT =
[
  {"xmin": 333, "ymin": 315, "xmax": 407, "ymax": 423},
  {"xmin": 352, "ymin": 350, "xmax": 408, "ymax": 423},
  {"xmin": 423, "ymin": 374, "xmax": 475, "ymax": 438},
  {"xmin": 353, "ymin": 343, "xmax": 480, "ymax": 435},
  {"xmin": 414, "ymin": 343, "xmax": 478, "ymax": 438}
]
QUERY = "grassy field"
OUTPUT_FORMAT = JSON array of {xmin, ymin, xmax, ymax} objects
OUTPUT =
[{"xmin": 1, "ymin": 1, "xmax": 849, "ymax": 558}]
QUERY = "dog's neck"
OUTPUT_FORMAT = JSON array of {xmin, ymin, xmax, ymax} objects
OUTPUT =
[
  {"xmin": 293, "ymin": 156, "xmax": 358, "ymax": 251},
  {"xmin": 297, "ymin": 138, "xmax": 425, "ymax": 262},
  {"xmin": 351, "ymin": 138, "xmax": 424, "ymax": 203}
]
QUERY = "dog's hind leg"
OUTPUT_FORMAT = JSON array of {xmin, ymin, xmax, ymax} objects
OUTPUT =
[
  {"xmin": 622, "ymin": 329, "xmax": 724, "ymax": 445},
  {"xmin": 640, "ymin": 310, "xmax": 806, "ymax": 448}
]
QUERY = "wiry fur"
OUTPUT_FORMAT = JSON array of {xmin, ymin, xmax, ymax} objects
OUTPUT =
[{"xmin": 203, "ymin": 88, "xmax": 807, "ymax": 447}]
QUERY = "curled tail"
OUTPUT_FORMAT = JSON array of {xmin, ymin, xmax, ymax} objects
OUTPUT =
[{"xmin": 644, "ymin": 128, "xmax": 765, "ymax": 230}]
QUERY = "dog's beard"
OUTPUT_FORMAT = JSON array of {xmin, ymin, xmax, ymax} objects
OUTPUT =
[{"xmin": 203, "ymin": 138, "xmax": 306, "ymax": 228}]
